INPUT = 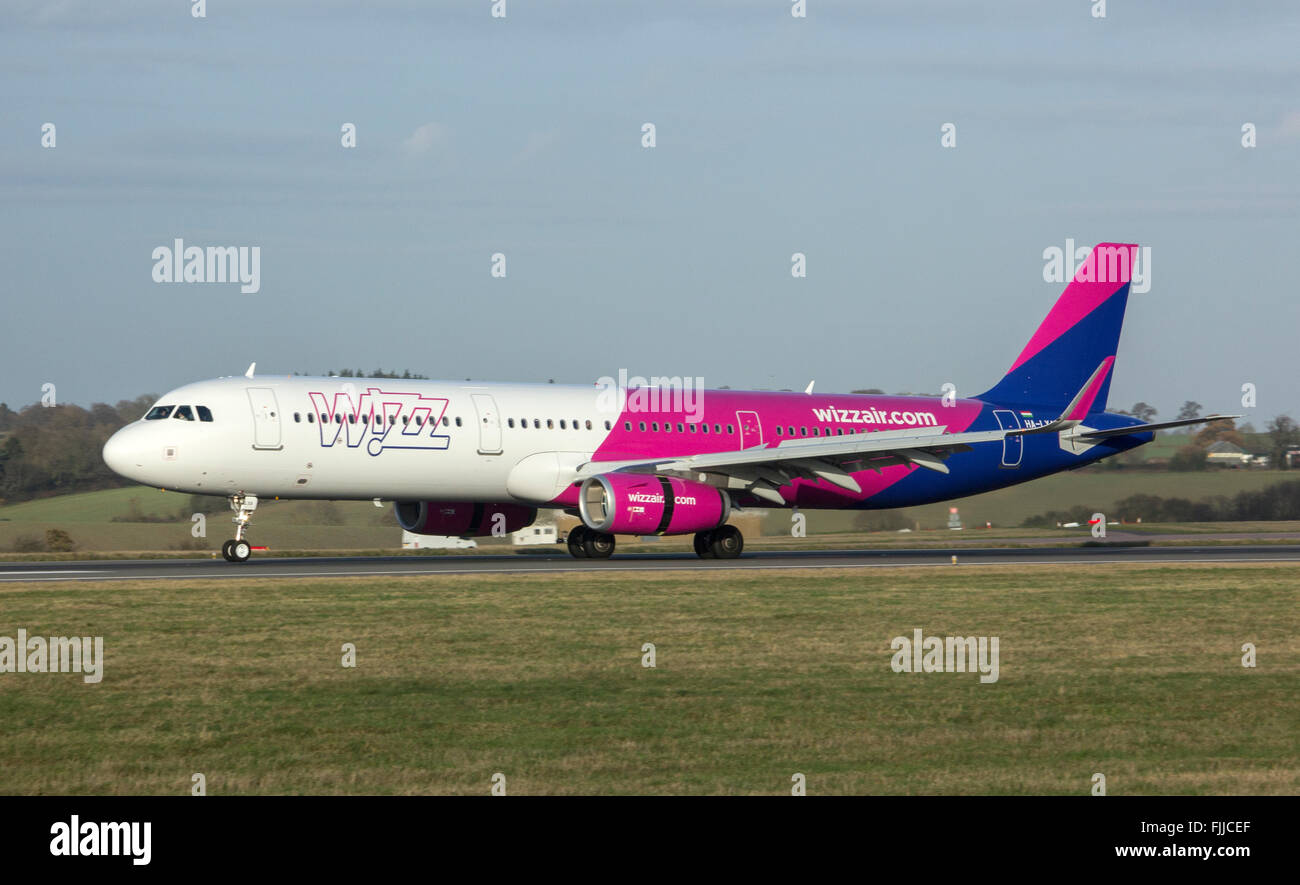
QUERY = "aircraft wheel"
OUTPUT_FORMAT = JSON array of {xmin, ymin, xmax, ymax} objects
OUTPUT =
[
  {"xmin": 693, "ymin": 531, "xmax": 715, "ymax": 558},
  {"xmin": 583, "ymin": 531, "xmax": 615, "ymax": 559},
  {"xmin": 221, "ymin": 540, "xmax": 235, "ymax": 562},
  {"xmin": 229, "ymin": 540, "xmax": 252, "ymax": 562},
  {"xmin": 709, "ymin": 525, "xmax": 743, "ymax": 559},
  {"xmin": 567, "ymin": 526, "xmax": 590, "ymax": 558}
]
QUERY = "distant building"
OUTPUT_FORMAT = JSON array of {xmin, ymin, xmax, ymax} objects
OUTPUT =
[
  {"xmin": 512, "ymin": 524, "xmax": 558, "ymax": 546},
  {"xmin": 401, "ymin": 531, "xmax": 476, "ymax": 549},
  {"xmin": 1205, "ymin": 440, "xmax": 1252, "ymax": 467}
]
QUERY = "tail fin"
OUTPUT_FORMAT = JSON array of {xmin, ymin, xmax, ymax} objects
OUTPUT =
[{"xmin": 978, "ymin": 242, "xmax": 1137, "ymax": 412}]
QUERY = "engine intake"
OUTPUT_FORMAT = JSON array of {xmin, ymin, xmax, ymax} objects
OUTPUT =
[
  {"xmin": 394, "ymin": 501, "xmax": 537, "ymax": 537},
  {"xmin": 579, "ymin": 474, "xmax": 730, "ymax": 536}
]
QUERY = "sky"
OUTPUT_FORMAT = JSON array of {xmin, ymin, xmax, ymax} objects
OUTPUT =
[{"xmin": 1, "ymin": 0, "xmax": 1297, "ymax": 426}]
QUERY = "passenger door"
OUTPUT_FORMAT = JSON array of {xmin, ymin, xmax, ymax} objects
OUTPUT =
[
  {"xmin": 472, "ymin": 394, "xmax": 503, "ymax": 455},
  {"xmin": 247, "ymin": 387, "xmax": 282, "ymax": 450}
]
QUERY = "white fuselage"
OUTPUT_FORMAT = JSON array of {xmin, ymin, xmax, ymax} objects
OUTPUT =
[{"xmin": 102, "ymin": 376, "xmax": 617, "ymax": 504}]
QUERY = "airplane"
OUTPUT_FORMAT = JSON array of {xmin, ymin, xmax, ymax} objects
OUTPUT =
[{"xmin": 102, "ymin": 242, "xmax": 1235, "ymax": 562}]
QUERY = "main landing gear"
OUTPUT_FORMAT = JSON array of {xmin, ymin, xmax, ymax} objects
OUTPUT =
[
  {"xmin": 221, "ymin": 494, "xmax": 259, "ymax": 562},
  {"xmin": 566, "ymin": 525, "xmax": 616, "ymax": 559},
  {"xmin": 693, "ymin": 525, "xmax": 744, "ymax": 559},
  {"xmin": 563, "ymin": 524, "xmax": 745, "ymax": 560}
]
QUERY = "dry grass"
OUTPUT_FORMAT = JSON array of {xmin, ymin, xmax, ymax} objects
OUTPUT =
[{"xmin": 0, "ymin": 563, "xmax": 1296, "ymax": 795}]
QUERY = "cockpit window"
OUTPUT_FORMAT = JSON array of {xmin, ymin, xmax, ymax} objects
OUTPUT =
[
  {"xmin": 196, "ymin": 406, "xmax": 213, "ymax": 422},
  {"xmin": 145, "ymin": 406, "xmax": 174, "ymax": 420},
  {"xmin": 173, "ymin": 406, "xmax": 195, "ymax": 421}
]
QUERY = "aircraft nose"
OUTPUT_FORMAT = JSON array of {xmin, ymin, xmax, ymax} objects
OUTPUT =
[{"xmin": 102, "ymin": 426, "xmax": 147, "ymax": 480}]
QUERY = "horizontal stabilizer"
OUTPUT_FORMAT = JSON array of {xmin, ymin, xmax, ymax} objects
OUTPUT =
[{"xmin": 1077, "ymin": 414, "xmax": 1241, "ymax": 440}]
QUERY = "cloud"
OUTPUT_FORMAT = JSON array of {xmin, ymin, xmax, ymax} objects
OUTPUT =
[
  {"xmin": 1276, "ymin": 110, "xmax": 1300, "ymax": 142},
  {"xmin": 512, "ymin": 130, "xmax": 559, "ymax": 165},
  {"xmin": 401, "ymin": 122, "xmax": 448, "ymax": 154}
]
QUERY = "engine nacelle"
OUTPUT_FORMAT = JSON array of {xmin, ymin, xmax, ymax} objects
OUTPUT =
[
  {"xmin": 394, "ymin": 501, "xmax": 537, "ymax": 537},
  {"xmin": 578, "ymin": 474, "xmax": 730, "ymax": 536}
]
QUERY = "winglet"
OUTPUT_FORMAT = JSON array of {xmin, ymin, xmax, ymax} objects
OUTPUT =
[
  {"xmin": 245, "ymin": 362, "xmax": 256, "ymax": 379},
  {"xmin": 804, "ymin": 380, "xmax": 815, "ymax": 395}
]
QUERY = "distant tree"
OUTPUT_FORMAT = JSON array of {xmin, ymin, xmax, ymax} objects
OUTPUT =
[
  {"xmin": 1193, "ymin": 420, "xmax": 1243, "ymax": 450},
  {"xmin": 1176, "ymin": 401, "xmax": 1202, "ymax": 422},
  {"xmin": 1239, "ymin": 421, "xmax": 1257, "ymax": 435},
  {"xmin": 1267, "ymin": 415, "xmax": 1299, "ymax": 470},
  {"xmin": 851, "ymin": 388, "xmax": 885, "ymax": 395},
  {"xmin": 1129, "ymin": 402, "xmax": 1158, "ymax": 423}
]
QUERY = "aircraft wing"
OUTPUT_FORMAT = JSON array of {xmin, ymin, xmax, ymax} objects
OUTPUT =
[{"xmin": 573, "ymin": 425, "xmax": 1010, "ymax": 503}]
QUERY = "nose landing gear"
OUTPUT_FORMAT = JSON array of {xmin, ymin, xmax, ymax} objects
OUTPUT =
[{"xmin": 222, "ymin": 494, "xmax": 259, "ymax": 562}]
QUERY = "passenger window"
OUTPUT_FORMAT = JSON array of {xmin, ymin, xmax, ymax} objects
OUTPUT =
[
  {"xmin": 727, "ymin": 424, "xmax": 734, "ymax": 434},
  {"xmin": 145, "ymin": 406, "xmax": 173, "ymax": 420},
  {"xmin": 348, "ymin": 414, "xmax": 356, "ymax": 424},
  {"xmin": 533, "ymin": 419, "xmax": 540, "ymax": 429},
  {"xmin": 173, "ymin": 406, "xmax": 194, "ymax": 421},
  {"xmin": 800, "ymin": 426, "xmax": 807, "ymax": 436},
  {"xmin": 651, "ymin": 422, "xmax": 658, "ymax": 432},
  {"xmin": 638, "ymin": 421, "xmax": 646, "ymax": 432},
  {"xmin": 714, "ymin": 424, "xmax": 720, "ymax": 433},
  {"xmin": 676, "ymin": 423, "xmax": 683, "ymax": 433},
  {"xmin": 196, "ymin": 406, "xmax": 213, "ymax": 422},
  {"xmin": 586, "ymin": 420, "xmax": 593, "ymax": 430},
  {"xmin": 701, "ymin": 423, "xmax": 709, "ymax": 433},
  {"xmin": 508, "ymin": 418, "xmax": 515, "ymax": 428},
  {"xmin": 308, "ymin": 413, "xmax": 315, "ymax": 424},
  {"xmin": 788, "ymin": 426, "xmax": 794, "ymax": 436},
  {"xmin": 335, "ymin": 414, "xmax": 343, "ymax": 424},
  {"xmin": 604, "ymin": 420, "xmax": 611, "ymax": 430},
  {"xmin": 455, "ymin": 417, "xmax": 462, "ymax": 427},
  {"xmin": 689, "ymin": 424, "xmax": 696, "ymax": 433},
  {"xmin": 293, "ymin": 412, "xmax": 301, "ymax": 423},
  {"xmin": 776, "ymin": 426, "xmax": 783, "ymax": 436},
  {"xmin": 560, "ymin": 420, "xmax": 567, "ymax": 429},
  {"xmin": 812, "ymin": 428, "xmax": 819, "ymax": 436},
  {"xmin": 624, "ymin": 421, "xmax": 632, "ymax": 431}
]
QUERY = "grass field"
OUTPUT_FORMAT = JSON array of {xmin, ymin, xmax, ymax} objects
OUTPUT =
[
  {"xmin": 0, "ymin": 469, "xmax": 1292, "ymax": 553},
  {"xmin": 1, "ymin": 563, "xmax": 1295, "ymax": 795}
]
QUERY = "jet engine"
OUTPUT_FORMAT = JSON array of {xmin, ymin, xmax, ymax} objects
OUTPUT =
[{"xmin": 578, "ymin": 473, "xmax": 730, "ymax": 536}]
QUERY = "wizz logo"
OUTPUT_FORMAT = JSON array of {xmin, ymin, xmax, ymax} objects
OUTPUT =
[{"xmin": 308, "ymin": 388, "xmax": 451, "ymax": 456}]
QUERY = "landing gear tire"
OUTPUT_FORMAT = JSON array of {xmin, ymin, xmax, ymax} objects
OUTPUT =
[
  {"xmin": 693, "ymin": 531, "xmax": 715, "ymax": 559},
  {"xmin": 221, "ymin": 540, "xmax": 236, "ymax": 561},
  {"xmin": 567, "ymin": 526, "xmax": 590, "ymax": 558},
  {"xmin": 229, "ymin": 540, "xmax": 252, "ymax": 562},
  {"xmin": 709, "ymin": 525, "xmax": 744, "ymax": 559},
  {"xmin": 582, "ymin": 531, "xmax": 615, "ymax": 559}
]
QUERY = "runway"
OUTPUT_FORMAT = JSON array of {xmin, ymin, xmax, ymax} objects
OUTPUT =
[{"xmin": 3, "ymin": 544, "xmax": 1300, "ymax": 582}]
